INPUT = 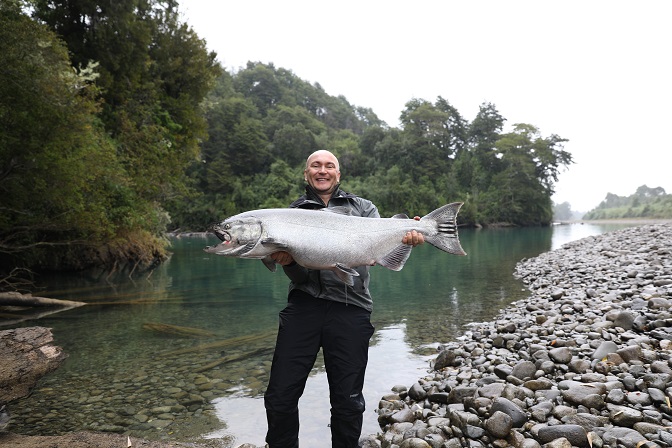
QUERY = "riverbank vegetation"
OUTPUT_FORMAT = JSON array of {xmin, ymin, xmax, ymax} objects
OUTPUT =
[
  {"xmin": 583, "ymin": 185, "xmax": 672, "ymax": 220},
  {"xmin": 1, "ymin": 0, "xmax": 573, "ymax": 284}
]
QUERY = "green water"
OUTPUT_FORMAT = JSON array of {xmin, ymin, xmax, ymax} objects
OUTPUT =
[{"xmin": 4, "ymin": 222, "xmax": 635, "ymax": 446}]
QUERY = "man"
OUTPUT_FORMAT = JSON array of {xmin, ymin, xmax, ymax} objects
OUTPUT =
[{"xmin": 264, "ymin": 150, "xmax": 423, "ymax": 448}]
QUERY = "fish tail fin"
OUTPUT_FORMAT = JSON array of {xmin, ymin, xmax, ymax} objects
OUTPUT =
[{"xmin": 421, "ymin": 202, "xmax": 467, "ymax": 256}]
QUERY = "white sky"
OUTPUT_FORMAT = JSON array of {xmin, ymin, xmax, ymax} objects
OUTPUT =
[{"xmin": 180, "ymin": 0, "xmax": 671, "ymax": 212}]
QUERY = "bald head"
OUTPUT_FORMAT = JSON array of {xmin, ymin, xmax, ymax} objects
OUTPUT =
[{"xmin": 305, "ymin": 150, "xmax": 339, "ymax": 171}]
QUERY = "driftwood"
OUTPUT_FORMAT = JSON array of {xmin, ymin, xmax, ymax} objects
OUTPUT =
[
  {"xmin": 0, "ymin": 292, "xmax": 87, "ymax": 327},
  {"xmin": 195, "ymin": 347, "xmax": 275, "ymax": 373},
  {"xmin": 163, "ymin": 331, "xmax": 277, "ymax": 356},
  {"xmin": 0, "ymin": 327, "xmax": 67, "ymax": 404},
  {"xmin": 0, "ymin": 291, "xmax": 86, "ymax": 308},
  {"xmin": 142, "ymin": 322, "xmax": 217, "ymax": 338}
]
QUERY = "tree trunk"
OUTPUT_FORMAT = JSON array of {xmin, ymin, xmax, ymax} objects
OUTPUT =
[{"xmin": 0, "ymin": 327, "xmax": 67, "ymax": 404}]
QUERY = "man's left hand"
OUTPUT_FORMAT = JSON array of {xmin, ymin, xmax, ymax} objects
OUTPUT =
[{"xmin": 403, "ymin": 216, "xmax": 424, "ymax": 246}]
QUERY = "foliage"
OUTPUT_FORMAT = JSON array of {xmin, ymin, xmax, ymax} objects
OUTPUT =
[
  {"xmin": 583, "ymin": 185, "xmax": 672, "ymax": 220},
  {"xmin": 0, "ymin": 1, "xmax": 219, "ymax": 282}
]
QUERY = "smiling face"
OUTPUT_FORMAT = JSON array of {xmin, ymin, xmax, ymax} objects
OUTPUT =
[{"xmin": 304, "ymin": 150, "xmax": 341, "ymax": 198}]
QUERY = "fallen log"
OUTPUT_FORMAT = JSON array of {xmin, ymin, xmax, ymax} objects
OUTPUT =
[
  {"xmin": 163, "ymin": 331, "xmax": 277, "ymax": 356},
  {"xmin": 142, "ymin": 322, "xmax": 217, "ymax": 338},
  {"xmin": 0, "ymin": 327, "xmax": 67, "ymax": 404},
  {"xmin": 0, "ymin": 291, "xmax": 86, "ymax": 308},
  {"xmin": 195, "ymin": 347, "xmax": 275, "ymax": 373}
]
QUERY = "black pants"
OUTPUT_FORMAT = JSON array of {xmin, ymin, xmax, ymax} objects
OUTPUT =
[{"xmin": 264, "ymin": 290, "xmax": 375, "ymax": 448}]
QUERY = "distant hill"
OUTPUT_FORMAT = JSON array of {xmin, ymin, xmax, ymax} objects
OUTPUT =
[{"xmin": 583, "ymin": 185, "xmax": 672, "ymax": 220}]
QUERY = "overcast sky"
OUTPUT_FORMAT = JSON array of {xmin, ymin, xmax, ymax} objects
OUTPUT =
[{"xmin": 180, "ymin": 0, "xmax": 671, "ymax": 212}]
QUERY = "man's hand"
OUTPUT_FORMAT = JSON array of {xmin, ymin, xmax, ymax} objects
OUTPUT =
[
  {"xmin": 271, "ymin": 251, "xmax": 295, "ymax": 266},
  {"xmin": 402, "ymin": 216, "xmax": 425, "ymax": 246}
]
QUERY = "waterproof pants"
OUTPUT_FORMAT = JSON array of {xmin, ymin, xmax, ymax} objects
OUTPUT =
[{"xmin": 264, "ymin": 290, "xmax": 375, "ymax": 448}]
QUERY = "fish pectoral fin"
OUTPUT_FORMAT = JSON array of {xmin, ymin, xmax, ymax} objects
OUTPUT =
[
  {"xmin": 260, "ymin": 238, "xmax": 289, "ymax": 251},
  {"xmin": 377, "ymin": 245, "xmax": 412, "ymax": 271},
  {"xmin": 261, "ymin": 256, "xmax": 277, "ymax": 272},
  {"xmin": 334, "ymin": 263, "xmax": 358, "ymax": 286}
]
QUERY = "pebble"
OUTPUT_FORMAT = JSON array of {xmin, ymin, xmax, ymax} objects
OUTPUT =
[{"xmin": 360, "ymin": 224, "xmax": 672, "ymax": 448}]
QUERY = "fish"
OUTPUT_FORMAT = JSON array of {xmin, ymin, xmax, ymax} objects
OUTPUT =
[{"xmin": 204, "ymin": 202, "xmax": 466, "ymax": 285}]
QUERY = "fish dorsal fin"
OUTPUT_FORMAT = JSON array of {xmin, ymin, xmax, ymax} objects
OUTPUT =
[
  {"xmin": 376, "ymin": 244, "xmax": 412, "ymax": 271},
  {"xmin": 334, "ymin": 263, "xmax": 359, "ymax": 286},
  {"xmin": 261, "ymin": 256, "xmax": 277, "ymax": 272},
  {"xmin": 320, "ymin": 206, "xmax": 353, "ymax": 216},
  {"xmin": 391, "ymin": 213, "xmax": 410, "ymax": 219}
]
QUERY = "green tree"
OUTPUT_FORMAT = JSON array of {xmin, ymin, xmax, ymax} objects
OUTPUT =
[
  {"xmin": 31, "ymin": 0, "xmax": 221, "ymax": 203},
  {"xmin": 0, "ymin": 5, "xmax": 161, "ymax": 278},
  {"xmin": 481, "ymin": 124, "xmax": 571, "ymax": 225}
]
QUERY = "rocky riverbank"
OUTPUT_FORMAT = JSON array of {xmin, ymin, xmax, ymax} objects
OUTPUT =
[{"xmin": 357, "ymin": 223, "xmax": 672, "ymax": 448}]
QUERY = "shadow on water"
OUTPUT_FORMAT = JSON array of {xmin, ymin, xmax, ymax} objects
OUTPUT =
[{"xmin": 4, "ymin": 222, "xmax": 639, "ymax": 446}]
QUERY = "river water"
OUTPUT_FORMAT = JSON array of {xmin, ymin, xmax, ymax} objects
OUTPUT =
[{"xmin": 4, "ymin": 222, "xmax": 635, "ymax": 446}]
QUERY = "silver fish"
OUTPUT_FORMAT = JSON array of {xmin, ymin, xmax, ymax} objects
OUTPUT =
[{"xmin": 204, "ymin": 202, "xmax": 466, "ymax": 285}]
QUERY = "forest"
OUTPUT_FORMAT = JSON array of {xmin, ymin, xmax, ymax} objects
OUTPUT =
[
  {"xmin": 583, "ymin": 185, "xmax": 672, "ymax": 220},
  {"xmin": 0, "ymin": 0, "xmax": 573, "ymax": 287}
]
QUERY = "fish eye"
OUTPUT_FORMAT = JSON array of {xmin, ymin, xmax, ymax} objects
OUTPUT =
[{"xmin": 224, "ymin": 224, "xmax": 231, "ymax": 230}]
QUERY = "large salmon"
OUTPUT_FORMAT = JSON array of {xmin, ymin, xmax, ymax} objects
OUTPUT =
[{"xmin": 204, "ymin": 202, "xmax": 466, "ymax": 285}]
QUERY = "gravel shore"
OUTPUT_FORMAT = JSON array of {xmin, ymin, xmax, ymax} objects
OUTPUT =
[{"xmin": 357, "ymin": 223, "xmax": 672, "ymax": 448}]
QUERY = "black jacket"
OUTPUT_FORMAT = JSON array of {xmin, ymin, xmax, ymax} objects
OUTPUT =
[{"xmin": 281, "ymin": 185, "xmax": 380, "ymax": 311}]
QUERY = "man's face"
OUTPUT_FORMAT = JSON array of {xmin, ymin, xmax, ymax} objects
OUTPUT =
[{"xmin": 304, "ymin": 151, "xmax": 340, "ymax": 196}]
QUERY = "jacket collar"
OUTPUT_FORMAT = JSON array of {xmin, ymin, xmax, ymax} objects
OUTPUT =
[{"xmin": 293, "ymin": 184, "xmax": 357, "ymax": 208}]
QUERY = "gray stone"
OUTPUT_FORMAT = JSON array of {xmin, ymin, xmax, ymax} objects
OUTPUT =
[
  {"xmin": 568, "ymin": 358, "xmax": 590, "ymax": 374},
  {"xmin": 617, "ymin": 345, "xmax": 642, "ymax": 363},
  {"xmin": 537, "ymin": 424, "xmax": 589, "ymax": 447},
  {"xmin": 484, "ymin": 410, "xmax": 512, "ymax": 439},
  {"xmin": 408, "ymin": 382, "xmax": 427, "ymax": 401},
  {"xmin": 597, "ymin": 427, "xmax": 647, "ymax": 448},
  {"xmin": 560, "ymin": 381, "xmax": 607, "ymax": 406},
  {"xmin": 390, "ymin": 409, "xmax": 416, "ymax": 424},
  {"xmin": 358, "ymin": 435, "xmax": 382, "ymax": 448},
  {"xmin": 399, "ymin": 438, "xmax": 432, "ymax": 448},
  {"xmin": 625, "ymin": 391, "xmax": 652, "ymax": 406},
  {"xmin": 434, "ymin": 350, "xmax": 459, "ymax": 370},
  {"xmin": 613, "ymin": 311, "xmax": 635, "ymax": 330},
  {"xmin": 511, "ymin": 361, "xmax": 537, "ymax": 380},
  {"xmin": 490, "ymin": 397, "xmax": 526, "ymax": 428},
  {"xmin": 607, "ymin": 403, "xmax": 643, "ymax": 427},
  {"xmin": 549, "ymin": 347, "xmax": 572, "ymax": 364},
  {"xmin": 592, "ymin": 341, "xmax": 619, "ymax": 360},
  {"xmin": 561, "ymin": 412, "xmax": 608, "ymax": 431}
]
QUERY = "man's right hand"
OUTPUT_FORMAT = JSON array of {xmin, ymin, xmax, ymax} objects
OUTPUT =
[{"xmin": 271, "ymin": 251, "xmax": 295, "ymax": 266}]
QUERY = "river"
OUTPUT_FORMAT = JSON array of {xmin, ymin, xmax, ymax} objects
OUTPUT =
[{"xmin": 4, "ymin": 222, "xmax": 636, "ymax": 446}]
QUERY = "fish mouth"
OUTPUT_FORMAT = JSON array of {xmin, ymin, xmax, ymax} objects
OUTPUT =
[{"xmin": 210, "ymin": 224, "xmax": 231, "ymax": 243}]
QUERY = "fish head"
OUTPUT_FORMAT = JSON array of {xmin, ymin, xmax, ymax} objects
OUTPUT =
[{"xmin": 204, "ymin": 217, "xmax": 263, "ymax": 256}]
